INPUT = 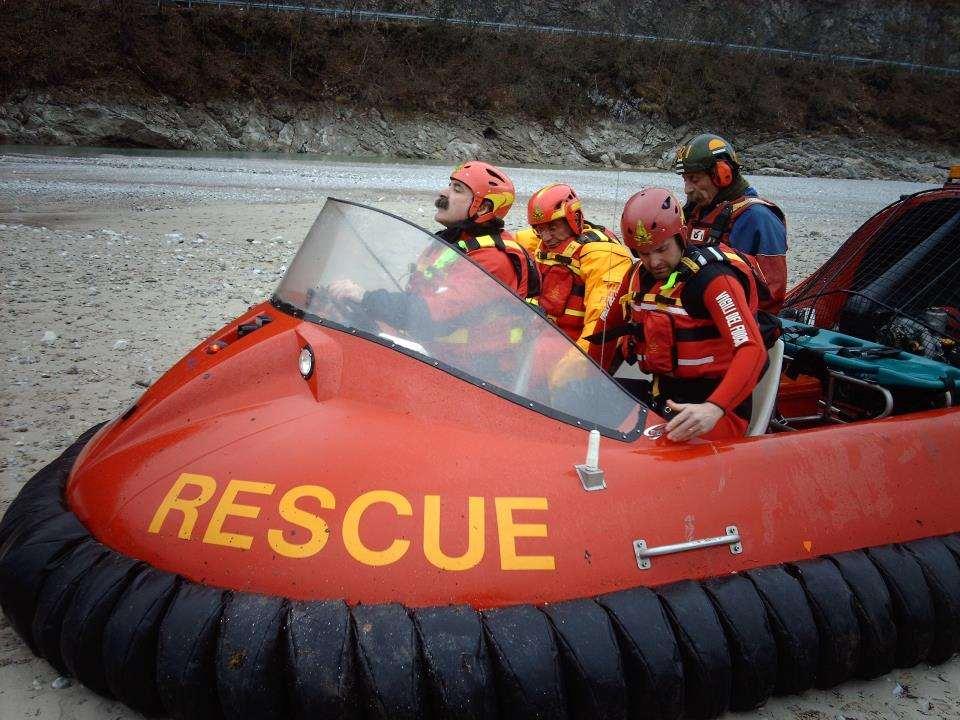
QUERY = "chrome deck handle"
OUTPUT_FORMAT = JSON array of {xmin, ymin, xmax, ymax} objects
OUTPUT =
[{"xmin": 633, "ymin": 525, "xmax": 742, "ymax": 570}]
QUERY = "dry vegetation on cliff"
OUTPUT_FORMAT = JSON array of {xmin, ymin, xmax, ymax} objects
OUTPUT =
[{"xmin": 1, "ymin": 0, "xmax": 958, "ymax": 145}]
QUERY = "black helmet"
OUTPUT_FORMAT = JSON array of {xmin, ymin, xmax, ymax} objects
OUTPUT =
[{"xmin": 674, "ymin": 133, "xmax": 740, "ymax": 175}]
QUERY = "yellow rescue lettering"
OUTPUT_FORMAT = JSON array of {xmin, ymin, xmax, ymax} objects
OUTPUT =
[
  {"xmin": 149, "ymin": 474, "xmax": 556, "ymax": 572},
  {"xmin": 342, "ymin": 490, "xmax": 412, "ymax": 566},
  {"xmin": 202, "ymin": 479, "xmax": 276, "ymax": 550},
  {"xmin": 148, "ymin": 472, "xmax": 217, "ymax": 539},
  {"xmin": 423, "ymin": 495, "xmax": 485, "ymax": 571},
  {"xmin": 495, "ymin": 497, "xmax": 556, "ymax": 571},
  {"xmin": 267, "ymin": 485, "xmax": 336, "ymax": 559}
]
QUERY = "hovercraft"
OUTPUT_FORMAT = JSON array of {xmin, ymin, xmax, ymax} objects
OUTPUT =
[{"xmin": 2, "ymin": 176, "xmax": 960, "ymax": 720}]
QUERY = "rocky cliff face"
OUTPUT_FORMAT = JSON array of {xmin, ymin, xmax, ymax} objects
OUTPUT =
[
  {"xmin": 2, "ymin": 91, "xmax": 954, "ymax": 181},
  {"xmin": 370, "ymin": 0, "xmax": 960, "ymax": 67}
]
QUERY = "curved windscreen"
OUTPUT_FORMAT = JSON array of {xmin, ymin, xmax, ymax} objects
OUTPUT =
[{"xmin": 274, "ymin": 199, "xmax": 644, "ymax": 438}]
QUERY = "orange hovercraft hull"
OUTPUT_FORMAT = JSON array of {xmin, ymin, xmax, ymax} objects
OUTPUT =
[
  {"xmin": 3, "ymin": 194, "xmax": 960, "ymax": 720},
  {"xmin": 64, "ymin": 305, "xmax": 960, "ymax": 607}
]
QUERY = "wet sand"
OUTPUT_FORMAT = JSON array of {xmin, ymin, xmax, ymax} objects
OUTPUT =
[{"xmin": 1, "ymin": 149, "xmax": 957, "ymax": 719}]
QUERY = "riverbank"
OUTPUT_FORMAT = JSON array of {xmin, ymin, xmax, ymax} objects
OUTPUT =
[{"xmin": 2, "ymin": 91, "xmax": 958, "ymax": 182}]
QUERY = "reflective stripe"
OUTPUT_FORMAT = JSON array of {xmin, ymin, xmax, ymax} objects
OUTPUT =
[
  {"xmin": 536, "ymin": 253, "xmax": 583, "ymax": 276},
  {"xmin": 677, "ymin": 356, "xmax": 715, "ymax": 366},
  {"xmin": 563, "ymin": 308, "xmax": 586, "ymax": 317},
  {"xmin": 422, "ymin": 247, "xmax": 460, "ymax": 278},
  {"xmin": 435, "ymin": 328, "xmax": 470, "ymax": 344},
  {"xmin": 434, "ymin": 325, "xmax": 525, "ymax": 345},
  {"xmin": 638, "ymin": 356, "xmax": 713, "ymax": 367},
  {"xmin": 639, "ymin": 302, "xmax": 689, "ymax": 316}
]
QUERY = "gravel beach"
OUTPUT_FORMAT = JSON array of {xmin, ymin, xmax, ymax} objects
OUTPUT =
[{"xmin": 1, "ymin": 148, "xmax": 958, "ymax": 719}]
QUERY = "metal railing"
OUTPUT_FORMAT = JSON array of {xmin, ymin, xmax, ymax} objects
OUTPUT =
[{"xmin": 158, "ymin": 0, "xmax": 960, "ymax": 76}]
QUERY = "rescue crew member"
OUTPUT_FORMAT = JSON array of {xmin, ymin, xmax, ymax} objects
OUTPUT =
[
  {"xmin": 427, "ymin": 160, "xmax": 536, "ymax": 299},
  {"xmin": 589, "ymin": 187, "xmax": 767, "ymax": 442},
  {"xmin": 675, "ymin": 133, "xmax": 788, "ymax": 313},
  {"xmin": 513, "ymin": 183, "xmax": 633, "ymax": 352},
  {"xmin": 329, "ymin": 161, "xmax": 539, "ymax": 366}
]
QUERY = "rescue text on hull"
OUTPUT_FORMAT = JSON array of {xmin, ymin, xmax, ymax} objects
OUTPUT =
[{"xmin": 2, "ymin": 199, "xmax": 959, "ymax": 720}]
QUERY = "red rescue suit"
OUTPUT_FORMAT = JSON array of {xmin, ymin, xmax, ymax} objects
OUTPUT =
[
  {"xmin": 687, "ymin": 196, "xmax": 787, "ymax": 314},
  {"xmin": 590, "ymin": 244, "xmax": 767, "ymax": 440},
  {"xmin": 406, "ymin": 228, "xmax": 539, "ymax": 363},
  {"xmin": 416, "ymin": 228, "xmax": 537, "ymax": 315}
]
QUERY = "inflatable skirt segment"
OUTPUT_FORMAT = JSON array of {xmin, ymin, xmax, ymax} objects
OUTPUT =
[{"xmin": 2, "ymin": 428, "xmax": 960, "ymax": 720}]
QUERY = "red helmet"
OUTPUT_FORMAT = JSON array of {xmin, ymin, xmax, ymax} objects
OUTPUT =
[
  {"xmin": 450, "ymin": 161, "xmax": 515, "ymax": 224},
  {"xmin": 527, "ymin": 183, "xmax": 584, "ymax": 235},
  {"xmin": 620, "ymin": 187, "xmax": 688, "ymax": 252}
]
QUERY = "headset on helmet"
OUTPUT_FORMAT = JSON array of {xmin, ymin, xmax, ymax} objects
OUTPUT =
[
  {"xmin": 527, "ymin": 183, "xmax": 584, "ymax": 236},
  {"xmin": 449, "ymin": 161, "xmax": 515, "ymax": 224},
  {"xmin": 674, "ymin": 133, "xmax": 740, "ymax": 189},
  {"xmin": 620, "ymin": 187, "xmax": 688, "ymax": 253}
]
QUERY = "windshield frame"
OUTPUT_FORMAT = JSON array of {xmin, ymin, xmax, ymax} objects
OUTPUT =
[{"xmin": 271, "ymin": 198, "xmax": 648, "ymax": 442}]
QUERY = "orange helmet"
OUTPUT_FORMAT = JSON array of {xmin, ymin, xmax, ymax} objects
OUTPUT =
[
  {"xmin": 620, "ymin": 187, "xmax": 688, "ymax": 252},
  {"xmin": 526, "ymin": 183, "xmax": 584, "ymax": 235},
  {"xmin": 450, "ymin": 161, "xmax": 515, "ymax": 224}
]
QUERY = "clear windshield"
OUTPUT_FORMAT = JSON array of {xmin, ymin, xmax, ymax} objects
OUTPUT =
[{"xmin": 274, "ymin": 199, "xmax": 644, "ymax": 438}]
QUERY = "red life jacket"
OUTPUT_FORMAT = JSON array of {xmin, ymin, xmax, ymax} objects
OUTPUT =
[
  {"xmin": 457, "ymin": 231, "xmax": 541, "ymax": 301},
  {"xmin": 687, "ymin": 195, "xmax": 786, "ymax": 248},
  {"xmin": 412, "ymin": 230, "xmax": 538, "ymax": 361},
  {"xmin": 687, "ymin": 195, "xmax": 784, "ymax": 314},
  {"xmin": 616, "ymin": 244, "xmax": 759, "ymax": 379},
  {"xmin": 535, "ymin": 224, "xmax": 618, "ymax": 340}
]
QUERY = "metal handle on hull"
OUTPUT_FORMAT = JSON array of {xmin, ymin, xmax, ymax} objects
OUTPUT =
[{"xmin": 633, "ymin": 525, "xmax": 742, "ymax": 570}]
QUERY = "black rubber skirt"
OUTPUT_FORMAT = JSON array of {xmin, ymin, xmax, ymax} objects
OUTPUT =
[{"xmin": 2, "ymin": 427, "xmax": 959, "ymax": 720}]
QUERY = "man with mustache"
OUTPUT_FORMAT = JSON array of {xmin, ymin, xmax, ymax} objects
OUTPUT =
[
  {"xmin": 428, "ymin": 161, "xmax": 537, "ymax": 299},
  {"xmin": 330, "ymin": 161, "xmax": 539, "ymax": 369},
  {"xmin": 333, "ymin": 161, "xmax": 535, "ymax": 304}
]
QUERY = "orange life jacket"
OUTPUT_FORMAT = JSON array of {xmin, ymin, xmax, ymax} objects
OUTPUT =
[
  {"xmin": 617, "ymin": 244, "xmax": 759, "ymax": 379},
  {"xmin": 535, "ymin": 224, "xmax": 619, "ymax": 340}
]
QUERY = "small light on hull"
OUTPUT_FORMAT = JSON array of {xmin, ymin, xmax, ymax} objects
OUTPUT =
[{"xmin": 298, "ymin": 346, "xmax": 314, "ymax": 380}]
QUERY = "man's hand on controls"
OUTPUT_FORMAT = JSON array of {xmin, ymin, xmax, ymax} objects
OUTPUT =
[
  {"xmin": 664, "ymin": 400, "xmax": 724, "ymax": 442},
  {"xmin": 328, "ymin": 279, "xmax": 364, "ymax": 303}
]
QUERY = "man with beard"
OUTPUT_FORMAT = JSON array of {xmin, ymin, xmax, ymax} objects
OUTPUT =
[
  {"xmin": 588, "ymin": 187, "xmax": 767, "ymax": 442},
  {"xmin": 675, "ymin": 133, "xmax": 787, "ymax": 313}
]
